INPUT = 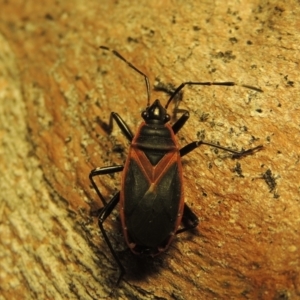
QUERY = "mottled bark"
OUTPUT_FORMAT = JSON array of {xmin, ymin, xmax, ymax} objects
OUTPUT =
[{"xmin": 0, "ymin": 1, "xmax": 299, "ymax": 299}]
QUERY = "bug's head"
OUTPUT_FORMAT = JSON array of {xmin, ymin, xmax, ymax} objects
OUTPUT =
[{"xmin": 141, "ymin": 99, "xmax": 170, "ymax": 124}]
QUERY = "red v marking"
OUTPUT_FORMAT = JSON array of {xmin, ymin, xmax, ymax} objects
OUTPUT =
[{"xmin": 131, "ymin": 148, "xmax": 178, "ymax": 184}]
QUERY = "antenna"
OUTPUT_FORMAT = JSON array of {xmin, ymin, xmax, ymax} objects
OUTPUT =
[{"xmin": 100, "ymin": 46, "xmax": 151, "ymax": 106}]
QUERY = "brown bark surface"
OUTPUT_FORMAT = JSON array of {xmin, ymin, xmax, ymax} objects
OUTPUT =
[{"xmin": 0, "ymin": 1, "xmax": 299, "ymax": 299}]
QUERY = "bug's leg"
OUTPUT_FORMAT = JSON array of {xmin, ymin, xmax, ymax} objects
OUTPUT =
[
  {"xmin": 89, "ymin": 165, "xmax": 125, "ymax": 284},
  {"xmin": 89, "ymin": 165, "xmax": 124, "ymax": 205},
  {"xmin": 179, "ymin": 140, "xmax": 263, "ymax": 158},
  {"xmin": 98, "ymin": 112, "xmax": 134, "ymax": 142},
  {"xmin": 98, "ymin": 191, "xmax": 125, "ymax": 285},
  {"xmin": 172, "ymin": 110, "xmax": 190, "ymax": 135},
  {"xmin": 165, "ymin": 81, "xmax": 263, "ymax": 109},
  {"xmin": 176, "ymin": 203, "xmax": 199, "ymax": 234},
  {"xmin": 153, "ymin": 80, "xmax": 184, "ymax": 119}
]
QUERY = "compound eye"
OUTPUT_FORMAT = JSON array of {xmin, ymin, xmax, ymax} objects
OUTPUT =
[
  {"xmin": 141, "ymin": 110, "xmax": 148, "ymax": 120},
  {"xmin": 164, "ymin": 113, "xmax": 171, "ymax": 123}
]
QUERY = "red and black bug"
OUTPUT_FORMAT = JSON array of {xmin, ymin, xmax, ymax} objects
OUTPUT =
[{"xmin": 89, "ymin": 46, "xmax": 263, "ymax": 284}]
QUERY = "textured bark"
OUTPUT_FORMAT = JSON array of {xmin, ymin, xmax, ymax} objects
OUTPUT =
[{"xmin": 0, "ymin": 0, "xmax": 299, "ymax": 299}]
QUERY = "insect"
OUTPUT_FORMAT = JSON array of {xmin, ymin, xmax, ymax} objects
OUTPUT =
[{"xmin": 90, "ymin": 46, "xmax": 263, "ymax": 284}]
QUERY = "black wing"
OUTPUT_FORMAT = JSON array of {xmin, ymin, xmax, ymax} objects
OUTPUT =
[{"xmin": 123, "ymin": 158, "xmax": 182, "ymax": 248}]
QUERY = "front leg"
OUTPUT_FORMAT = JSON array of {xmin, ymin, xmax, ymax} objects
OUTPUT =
[
  {"xmin": 172, "ymin": 110, "xmax": 190, "ymax": 135},
  {"xmin": 97, "ymin": 112, "xmax": 134, "ymax": 142}
]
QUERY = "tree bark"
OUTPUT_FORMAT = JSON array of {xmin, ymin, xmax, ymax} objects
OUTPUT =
[{"xmin": 0, "ymin": 0, "xmax": 299, "ymax": 299}]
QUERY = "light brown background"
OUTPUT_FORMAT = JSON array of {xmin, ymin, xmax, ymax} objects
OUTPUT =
[{"xmin": 0, "ymin": 0, "xmax": 299, "ymax": 299}]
